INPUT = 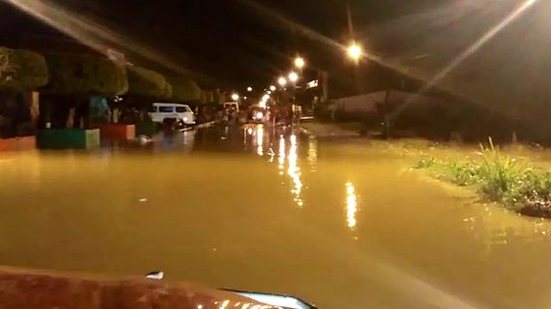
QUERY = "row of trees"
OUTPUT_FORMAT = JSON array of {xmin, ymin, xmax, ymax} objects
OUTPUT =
[
  {"xmin": 0, "ymin": 46, "xmax": 222, "ymax": 134},
  {"xmin": 0, "ymin": 47, "xmax": 49, "ymax": 137}
]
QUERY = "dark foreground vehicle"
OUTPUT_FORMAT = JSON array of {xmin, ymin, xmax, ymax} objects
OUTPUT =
[{"xmin": 0, "ymin": 267, "xmax": 316, "ymax": 309}]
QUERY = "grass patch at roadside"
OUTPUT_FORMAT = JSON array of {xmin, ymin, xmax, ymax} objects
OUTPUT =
[
  {"xmin": 301, "ymin": 121, "xmax": 362, "ymax": 137},
  {"xmin": 416, "ymin": 138, "xmax": 551, "ymax": 218}
]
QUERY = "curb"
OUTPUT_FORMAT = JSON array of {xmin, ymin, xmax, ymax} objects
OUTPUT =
[{"xmin": 196, "ymin": 121, "xmax": 217, "ymax": 129}]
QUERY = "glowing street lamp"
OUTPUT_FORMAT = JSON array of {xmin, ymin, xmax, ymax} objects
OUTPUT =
[
  {"xmin": 347, "ymin": 41, "xmax": 363, "ymax": 62},
  {"xmin": 262, "ymin": 94, "xmax": 270, "ymax": 101},
  {"xmin": 278, "ymin": 77, "xmax": 287, "ymax": 87},
  {"xmin": 231, "ymin": 93, "xmax": 240, "ymax": 101},
  {"xmin": 247, "ymin": 87, "xmax": 253, "ymax": 92},
  {"xmin": 269, "ymin": 85, "xmax": 276, "ymax": 91},
  {"xmin": 288, "ymin": 71, "xmax": 299, "ymax": 83},
  {"xmin": 294, "ymin": 56, "xmax": 305, "ymax": 70}
]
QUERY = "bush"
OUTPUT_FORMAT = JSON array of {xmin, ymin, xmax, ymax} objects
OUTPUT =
[
  {"xmin": 503, "ymin": 169, "xmax": 551, "ymax": 210},
  {"xmin": 477, "ymin": 139, "xmax": 525, "ymax": 202},
  {"xmin": 43, "ymin": 53, "xmax": 128, "ymax": 96},
  {"xmin": 0, "ymin": 47, "xmax": 49, "ymax": 90}
]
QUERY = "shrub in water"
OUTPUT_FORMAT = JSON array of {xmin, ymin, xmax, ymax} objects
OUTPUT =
[
  {"xmin": 477, "ymin": 138, "xmax": 525, "ymax": 202},
  {"xmin": 415, "ymin": 137, "xmax": 551, "ymax": 217}
]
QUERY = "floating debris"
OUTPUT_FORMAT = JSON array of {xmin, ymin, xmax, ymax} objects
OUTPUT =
[{"xmin": 146, "ymin": 271, "xmax": 164, "ymax": 280}]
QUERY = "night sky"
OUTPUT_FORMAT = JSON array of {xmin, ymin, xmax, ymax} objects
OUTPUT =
[
  {"xmin": 1, "ymin": 0, "xmax": 551, "ymax": 118},
  {"xmin": 0, "ymin": 0, "xmax": 457, "ymax": 88}
]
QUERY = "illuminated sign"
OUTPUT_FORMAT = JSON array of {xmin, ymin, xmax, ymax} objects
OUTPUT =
[{"xmin": 306, "ymin": 79, "xmax": 319, "ymax": 89}]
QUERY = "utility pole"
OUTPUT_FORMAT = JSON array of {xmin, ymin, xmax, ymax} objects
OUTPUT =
[
  {"xmin": 346, "ymin": 1, "xmax": 354, "ymax": 38},
  {"xmin": 346, "ymin": 1, "xmax": 364, "ymax": 94}
]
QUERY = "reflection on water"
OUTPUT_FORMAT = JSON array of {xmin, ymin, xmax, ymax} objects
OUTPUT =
[
  {"xmin": 0, "ymin": 153, "xmax": 41, "ymax": 189},
  {"xmin": 345, "ymin": 182, "xmax": 358, "ymax": 230},
  {"xmin": 287, "ymin": 134, "xmax": 304, "ymax": 208},
  {"xmin": 256, "ymin": 125, "xmax": 264, "ymax": 156},
  {"xmin": 6, "ymin": 127, "xmax": 551, "ymax": 308},
  {"xmin": 273, "ymin": 132, "xmax": 304, "ymax": 207},
  {"xmin": 307, "ymin": 136, "xmax": 318, "ymax": 172},
  {"xmin": 462, "ymin": 204, "xmax": 551, "ymax": 255},
  {"xmin": 278, "ymin": 135, "xmax": 286, "ymax": 176},
  {"xmin": 133, "ymin": 129, "xmax": 197, "ymax": 153}
]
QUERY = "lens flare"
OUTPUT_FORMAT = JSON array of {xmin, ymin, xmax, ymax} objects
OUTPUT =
[
  {"xmin": 392, "ymin": 0, "xmax": 539, "ymax": 119},
  {"xmin": 3, "ymin": 0, "xmax": 192, "ymax": 75}
]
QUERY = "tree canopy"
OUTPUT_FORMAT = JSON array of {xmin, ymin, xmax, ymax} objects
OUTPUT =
[
  {"xmin": 0, "ymin": 47, "xmax": 49, "ymax": 91},
  {"xmin": 127, "ymin": 65, "xmax": 170, "ymax": 99},
  {"xmin": 43, "ymin": 53, "xmax": 128, "ymax": 97},
  {"xmin": 167, "ymin": 76, "xmax": 202, "ymax": 103},
  {"xmin": 162, "ymin": 82, "xmax": 173, "ymax": 100},
  {"xmin": 213, "ymin": 89, "xmax": 225, "ymax": 104},
  {"xmin": 201, "ymin": 90, "xmax": 214, "ymax": 104}
]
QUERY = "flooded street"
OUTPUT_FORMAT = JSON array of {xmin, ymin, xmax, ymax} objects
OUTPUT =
[{"xmin": 2, "ymin": 125, "xmax": 551, "ymax": 308}]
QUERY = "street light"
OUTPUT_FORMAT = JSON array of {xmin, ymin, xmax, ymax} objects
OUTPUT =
[
  {"xmin": 278, "ymin": 77, "xmax": 287, "ymax": 87},
  {"xmin": 294, "ymin": 56, "xmax": 305, "ymax": 69},
  {"xmin": 269, "ymin": 85, "xmax": 276, "ymax": 91},
  {"xmin": 231, "ymin": 93, "xmax": 240, "ymax": 101},
  {"xmin": 347, "ymin": 41, "xmax": 363, "ymax": 62},
  {"xmin": 247, "ymin": 87, "xmax": 253, "ymax": 92},
  {"xmin": 288, "ymin": 71, "xmax": 299, "ymax": 83}
]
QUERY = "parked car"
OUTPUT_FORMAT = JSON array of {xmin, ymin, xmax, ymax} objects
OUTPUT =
[
  {"xmin": 149, "ymin": 103, "xmax": 195, "ymax": 126},
  {"xmin": 249, "ymin": 106, "xmax": 266, "ymax": 124}
]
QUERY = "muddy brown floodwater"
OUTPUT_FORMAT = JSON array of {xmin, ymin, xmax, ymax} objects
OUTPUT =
[{"xmin": 1, "ymin": 125, "xmax": 551, "ymax": 308}]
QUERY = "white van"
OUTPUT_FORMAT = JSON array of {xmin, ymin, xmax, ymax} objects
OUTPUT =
[{"xmin": 148, "ymin": 103, "xmax": 195, "ymax": 125}]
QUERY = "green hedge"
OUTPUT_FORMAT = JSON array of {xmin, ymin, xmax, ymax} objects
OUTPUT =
[
  {"xmin": 43, "ymin": 53, "xmax": 128, "ymax": 96},
  {"xmin": 0, "ymin": 47, "xmax": 49, "ymax": 91}
]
